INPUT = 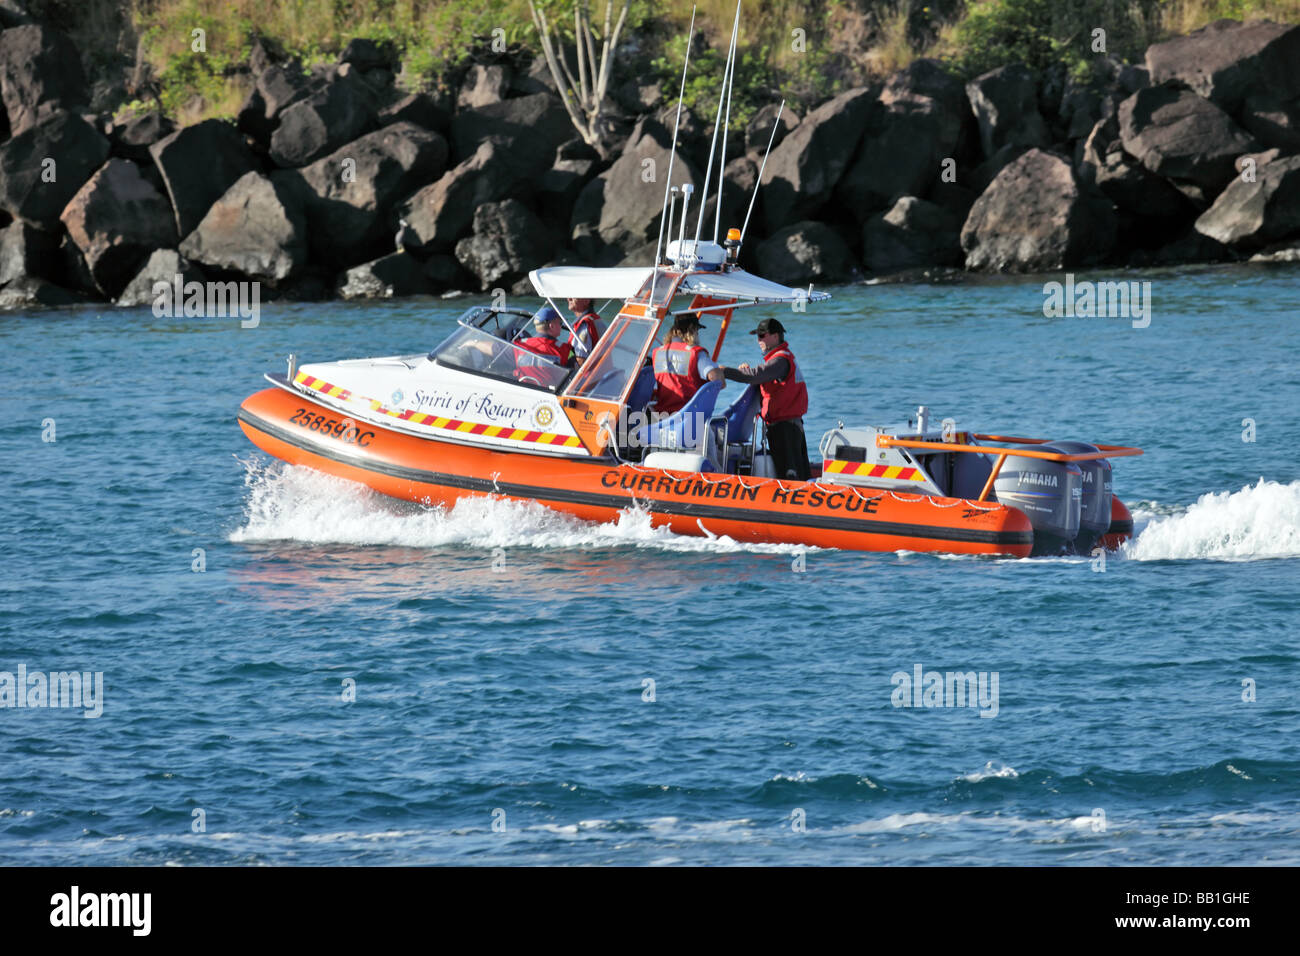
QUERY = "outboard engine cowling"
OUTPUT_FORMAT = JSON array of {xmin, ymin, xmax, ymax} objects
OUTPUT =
[
  {"xmin": 992, "ymin": 445, "xmax": 1083, "ymax": 556},
  {"xmin": 1042, "ymin": 441, "xmax": 1112, "ymax": 555}
]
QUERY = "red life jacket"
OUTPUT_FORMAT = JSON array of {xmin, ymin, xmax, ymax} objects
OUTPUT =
[
  {"xmin": 652, "ymin": 341, "xmax": 707, "ymax": 415},
  {"xmin": 515, "ymin": 335, "xmax": 572, "ymax": 386},
  {"xmin": 572, "ymin": 311, "xmax": 604, "ymax": 353},
  {"xmin": 759, "ymin": 343, "xmax": 808, "ymax": 423}
]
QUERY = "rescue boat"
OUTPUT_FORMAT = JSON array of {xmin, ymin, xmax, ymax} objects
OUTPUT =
[
  {"xmin": 237, "ymin": 248, "xmax": 1141, "ymax": 558},
  {"xmin": 237, "ymin": 3, "xmax": 1142, "ymax": 558}
]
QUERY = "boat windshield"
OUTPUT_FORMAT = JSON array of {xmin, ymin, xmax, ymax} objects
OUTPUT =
[
  {"xmin": 432, "ymin": 322, "xmax": 570, "ymax": 391},
  {"xmin": 565, "ymin": 314, "xmax": 658, "ymax": 402}
]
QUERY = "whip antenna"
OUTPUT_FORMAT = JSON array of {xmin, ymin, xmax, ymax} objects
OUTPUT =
[
  {"xmin": 714, "ymin": 1, "xmax": 742, "ymax": 243},
  {"xmin": 695, "ymin": 0, "xmax": 742, "ymax": 247},
  {"xmin": 650, "ymin": 7, "xmax": 697, "ymax": 304},
  {"xmin": 741, "ymin": 98, "xmax": 783, "ymax": 243}
]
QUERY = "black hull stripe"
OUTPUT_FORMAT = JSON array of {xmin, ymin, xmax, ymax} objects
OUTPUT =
[{"xmin": 239, "ymin": 410, "xmax": 1034, "ymax": 547}]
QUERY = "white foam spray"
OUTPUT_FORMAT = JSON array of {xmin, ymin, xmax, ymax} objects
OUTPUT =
[{"xmin": 1125, "ymin": 478, "xmax": 1300, "ymax": 561}]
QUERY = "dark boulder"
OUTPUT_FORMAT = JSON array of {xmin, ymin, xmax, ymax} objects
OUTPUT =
[
  {"xmin": 0, "ymin": 219, "xmax": 58, "ymax": 284},
  {"xmin": 863, "ymin": 196, "xmax": 963, "ymax": 273},
  {"xmin": 285, "ymin": 121, "xmax": 449, "ymax": 267},
  {"xmin": 269, "ymin": 71, "xmax": 377, "ymax": 167},
  {"xmin": 149, "ymin": 119, "xmax": 259, "ymax": 236},
  {"xmin": 836, "ymin": 80, "xmax": 965, "ymax": 216},
  {"xmin": 960, "ymin": 148, "xmax": 1116, "ymax": 272},
  {"xmin": 1081, "ymin": 116, "xmax": 1190, "ymax": 219},
  {"xmin": 1239, "ymin": 92, "xmax": 1300, "ymax": 152},
  {"xmin": 0, "ymin": 24, "xmax": 87, "ymax": 135},
  {"xmin": 754, "ymin": 220, "xmax": 854, "ymax": 285},
  {"xmin": 448, "ymin": 91, "xmax": 571, "ymax": 163},
  {"xmin": 744, "ymin": 102, "xmax": 799, "ymax": 155},
  {"xmin": 378, "ymin": 92, "xmax": 449, "ymax": 133},
  {"xmin": 398, "ymin": 136, "xmax": 552, "ymax": 253},
  {"xmin": 1118, "ymin": 87, "xmax": 1257, "ymax": 205},
  {"xmin": 1145, "ymin": 19, "xmax": 1300, "ymax": 115},
  {"xmin": 178, "ymin": 172, "xmax": 308, "ymax": 281},
  {"xmin": 454, "ymin": 198, "xmax": 552, "ymax": 291},
  {"xmin": 965, "ymin": 64, "xmax": 1049, "ymax": 159},
  {"xmin": 0, "ymin": 110, "xmax": 108, "ymax": 227},
  {"xmin": 596, "ymin": 115, "xmax": 703, "ymax": 250},
  {"xmin": 339, "ymin": 38, "xmax": 398, "ymax": 72},
  {"xmin": 760, "ymin": 88, "xmax": 874, "ymax": 232},
  {"xmin": 237, "ymin": 63, "xmax": 315, "ymax": 146},
  {"xmin": 108, "ymin": 111, "xmax": 176, "ymax": 163},
  {"xmin": 969, "ymin": 143, "xmax": 1030, "ymax": 195},
  {"xmin": 59, "ymin": 158, "xmax": 178, "ymax": 297},
  {"xmin": 116, "ymin": 248, "xmax": 205, "ymax": 307},
  {"xmin": 423, "ymin": 253, "xmax": 467, "ymax": 291},
  {"xmin": 336, "ymin": 251, "xmax": 432, "ymax": 299},
  {"xmin": 1194, "ymin": 154, "xmax": 1300, "ymax": 248},
  {"xmin": 537, "ymin": 143, "xmax": 598, "ymax": 224}
]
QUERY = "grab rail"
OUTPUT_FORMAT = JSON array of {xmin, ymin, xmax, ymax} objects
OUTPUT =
[{"xmin": 874, "ymin": 435, "xmax": 1143, "ymax": 502}]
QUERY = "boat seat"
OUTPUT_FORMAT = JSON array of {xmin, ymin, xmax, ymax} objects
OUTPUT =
[
  {"xmin": 720, "ymin": 383, "xmax": 761, "ymax": 444},
  {"xmin": 631, "ymin": 380, "xmax": 723, "ymax": 451},
  {"xmin": 626, "ymin": 362, "xmax": 655, "ymax": 411}
]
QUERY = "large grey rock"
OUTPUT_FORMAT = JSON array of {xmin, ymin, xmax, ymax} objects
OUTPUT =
[
  {"xmin": 836, "ymin": 81, "xmax": 965, "ymax": 216},
  {"xmin": 0, "ymin": 276, "xmax": 89, "ymax": 308},
  {"xmin": 965, "ymin": 64, "xmax": 1049, "ymax": 159},
  {"xmin": 1145, "ymin": 19, "xmax": 1300, "ymax": 114},
  {"xmin": 863, "ymin": 196, "xmax": 963, "ymax": 273},
  {"xmin": 397, "ymin": 136, "xmax": 551, "ymax": 253},
  {"xmin": 0, "ymin": 219, "xmax": 58, "ymax": 284},
  {"xmin": 1118, "ymin": 87, "xmax": 1257, "ymax": 204},
  {"xmin": 1080, "ymin": 115, "xmax": 1190, "ymax": 219},
  {"xmin": 0, "ymin": 24, "xmax": 87, "ymax": 135},
  {"xmin": 149, "ymin": 119, "xmax": 259, "ymax": 236},
  {"xmin": 339, "ymin": 38, "xmax": 398, "ymax": 72},
  {"xmin": 448, "ymin": 91, "xmax": 571, "ymax": 162},
  {"xmin": 336, "ymin": 251, "xmax": 431, "ymax": 299},
  {"xmin": 116, "ymin": 248, "xmax": 205, "ymax": 306},
  {"xmin": 454, "ymin": 198, "xmax": 552, "ymax": 290},
  {"xmin": 596, "ymin": 116, "xmax": 703, "ymax": 250},
  {"xmin": 269, "ymin": 72, "xmax": 377, "ymax": 167},
  {"xmin": 378, "ymin": 92, "xmax": 449, "ymax": 133},
  {"xmin": 1194, "ymin": 154, "xmax": 1300, "ymax": 248},
  {"xmin": 0, "ymin": 110, "xmax": 108, "ymax": 227},
  {"xmin": 284, "ymin": 121, "xmax": 449, "ymax": 267},
  {"xmin": 237, "ymin": 62, "xmax": 315, "ymax": 145},
  {"xmin": 960, "ymin": 148, "xmax": 1116, "ymax": 272},
  {"xmin": 457, "ymin": 64, "xmax": 510, "ymax": 109},
  {"xmin": 179, "ymin": 172, "xmax": 308, "ymax": 281},
  {"xmin": 59, "ymin": 158, "xmax": 178, "ymax": 297},
  {"xmin": 760, "ymin": 87, "xmax": 875, "ymax": 232},
  {"xmin": 754, "ymin": 220, "xmax": 854, "ymax": 284}
]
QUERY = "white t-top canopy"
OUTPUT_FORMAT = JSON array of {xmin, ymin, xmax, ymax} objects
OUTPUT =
[
  {"xmin": 529, "ymin": 266, "xmax": 655, "ymax": 300},
  {"xmin": 528, "ymin": 265, "xmax": 832, "ymax": 305},
  {"xmin": 678, "ymin": 269, "xmax": 831, "ymax": 303}
]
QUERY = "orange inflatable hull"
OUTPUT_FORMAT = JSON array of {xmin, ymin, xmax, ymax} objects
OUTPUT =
[{"xmin": 239, "ymin": 386, "xmax": 1048, "ymax": 556}]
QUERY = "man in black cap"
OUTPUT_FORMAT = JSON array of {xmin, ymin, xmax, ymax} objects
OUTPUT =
[{"xmin": 721, "ymin": 317, "xmax": 810, "ymax": 480}]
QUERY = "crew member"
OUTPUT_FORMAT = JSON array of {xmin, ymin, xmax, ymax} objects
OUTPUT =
[
  {"xmin": 515, "ymin": 306, "xmax": 575, "ymax": 385},
  {"xmin": 651, "ymin": 315, "xmax": 723, "ymax": 416},
  {"xmin": 568, "ymin": 298, "xmax": 604, "ymax": 354},
  {"xmin": 721, "ymin": 317, "xmax": 810, "ymax": 480}
]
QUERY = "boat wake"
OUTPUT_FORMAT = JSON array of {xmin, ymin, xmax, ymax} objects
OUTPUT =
[
  {"xmin": 1125, "ymin": 478, "xmax": 1300, "ymax": 561},
  {"xmin": 229, "ymin": 457, "xmax": 808, "ymax": 555}
]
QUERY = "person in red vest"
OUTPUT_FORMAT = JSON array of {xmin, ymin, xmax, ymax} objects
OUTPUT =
[
  {"xmin": 651, "ymin": 315, "xmax": 723, "ymax": 416},
  {"xmin": 567, "ymin": 297, "xmax": 604, "ymax": 355},
  {"xmin": 515, "ymin": 306, "xmax": 575, "ymax": 385},
  {"xmin": 721, "ymin": 317, "xmax": 810, "ymax": 480}
]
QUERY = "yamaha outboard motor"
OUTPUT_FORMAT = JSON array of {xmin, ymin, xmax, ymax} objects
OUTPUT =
[
  {"xmin": 992, "ymin": 445, "xmax": 1084, "ymax": 556},
  {"xmin": 1042, "ymin": 441, "xmax": 1112, "ymax": 555}
]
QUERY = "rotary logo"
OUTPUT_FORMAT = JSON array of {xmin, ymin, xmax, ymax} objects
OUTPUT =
[{"xmin": 532, "ymin": 403, "xmax": 556, "ymax": 429}]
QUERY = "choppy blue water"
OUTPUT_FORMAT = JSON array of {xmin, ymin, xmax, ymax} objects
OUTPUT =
[{"xmin": 2, "ymin": 264, "xmax": 1298, "ymax": 865}]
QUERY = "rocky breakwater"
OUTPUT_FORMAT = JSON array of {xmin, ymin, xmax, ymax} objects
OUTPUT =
[{"xmin": 2, "ymin": 15, "xmax": 1299, "ymax": 313}]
